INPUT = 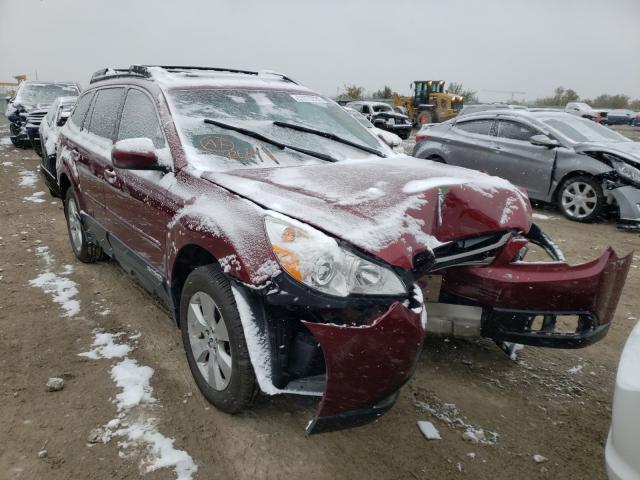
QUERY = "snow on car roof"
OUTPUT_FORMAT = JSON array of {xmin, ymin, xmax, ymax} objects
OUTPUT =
[{"xmin": 147, "ymin": 67, "xmax": 313, "ymax": 93}]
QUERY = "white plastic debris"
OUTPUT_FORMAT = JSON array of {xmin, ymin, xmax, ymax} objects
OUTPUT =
[
  {"xmin": 533, "ymin": 454, "xmax": 548, "ymax": 463},
  {"xmin": 417, "ymin": 421, "xmax": 441, "ymax": 440},
  {"xmin": 462, "ymin": 428, "xmax": 486, "ymax": 444}
]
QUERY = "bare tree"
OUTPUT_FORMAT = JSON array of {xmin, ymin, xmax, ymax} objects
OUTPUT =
[{"xmin": 448, "ymin": 82, "xmax": 478, "ymax": 103}]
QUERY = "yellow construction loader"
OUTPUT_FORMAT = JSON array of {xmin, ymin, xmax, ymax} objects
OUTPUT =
[{"xmin": 393, "ymin": 80, "xmax": 463, "ymax": 126}]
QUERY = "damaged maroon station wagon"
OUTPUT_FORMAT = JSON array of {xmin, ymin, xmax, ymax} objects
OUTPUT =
[{"xmin": 57, "ymin": 66, "xmax": 631, "ymax": 434}]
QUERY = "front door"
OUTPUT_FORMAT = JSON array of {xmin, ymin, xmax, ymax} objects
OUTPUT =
[
  {"xmin": 103, "ymin": 87, "xmax": 172, "ymax": 273},
  {"xmin": 487, "ymin": 120, "xmax": 556, "ymax": 199}
]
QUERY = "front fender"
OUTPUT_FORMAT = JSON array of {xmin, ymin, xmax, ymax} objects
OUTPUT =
[{"xmin": 165, "ymin": 197, "xmax": 281, "ymax": 286}]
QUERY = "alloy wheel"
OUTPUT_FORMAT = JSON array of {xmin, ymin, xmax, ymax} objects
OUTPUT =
[
  {"xmin": 561, "ymin": 181, "xmax": 597, "ymax": 219},
  {"xmin": 66, "ymin": 197, "xmax": 84, "ymax": 252},
  {"xmin": 187, "ymin": 291, "xmax": 232, "ymax": 391}
]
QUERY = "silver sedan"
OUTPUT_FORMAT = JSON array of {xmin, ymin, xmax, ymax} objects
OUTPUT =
[{"xmin": 413, "ymin": 110, "xmax": 640, "ymax": 229}]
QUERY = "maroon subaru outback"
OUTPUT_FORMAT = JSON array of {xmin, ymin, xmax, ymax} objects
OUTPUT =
[{"xmin": 57, "ymin": 65, "xmax": 630, "ymax": 434}]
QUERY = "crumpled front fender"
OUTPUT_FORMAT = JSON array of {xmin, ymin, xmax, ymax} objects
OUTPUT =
[{"xmin": 302, "ymin": 302, "xmax": 424, "ymax": 434}]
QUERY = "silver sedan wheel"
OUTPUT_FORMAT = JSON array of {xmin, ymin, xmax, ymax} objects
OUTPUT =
[
  {"xmin": 561, "ymin": 181, "xmax": 597, "ymax": 219},
  {"xmin": 67, "ymin": 197, "xmax": 84, "ymax": 252},
  {"xmin": 187, "ymin": 291, "xmax": 232, "ymax": 391}
]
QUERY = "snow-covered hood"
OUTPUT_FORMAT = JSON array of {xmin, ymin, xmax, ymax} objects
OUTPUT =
[
  {"xmin": 202, "ymin": 156, "xmax": 532, "ymax": 269},
  {"xmin": 575, "ymin": 141, "xmax": 640, "ymax": 166}
]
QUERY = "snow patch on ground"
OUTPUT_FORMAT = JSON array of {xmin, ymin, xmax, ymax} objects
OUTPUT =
[
  {"xmin": 532, "ymin": 213, "xmax": 551, "ymax": 220},
  {"xmin": 24, "ymin": 191, "xmax": 46, "ymax": 203},
  {"xmin": 82, "ymin": 330, "xmax": 198, "ymax": 480},
  {"xmin": 19, "ymin": 169, "xmax": 38, "ymax": 187},
  {"xmin": 415, "ymin": 397, "xmax": 498, "ymax": 445},
  {"xmin": 111, "ymin": 358, "xmax": 156, "ymax": 411},
  {"xmin": 29, "ymin": 246, "xmax": 79, "ymax": 317},
  {"xmin": 79, "ymin": 332, "xmax": 132, "ymax": 359}
]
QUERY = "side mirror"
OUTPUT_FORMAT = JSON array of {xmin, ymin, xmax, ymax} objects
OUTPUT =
[
  {"xmin": 5, "ymin": 96, "xmax": 11, "ymax": 104},
  {"xmin": 530, "ymin": 134, "xmax": 559, "ymax": 148},
  {"xmin": 111, "ymin": 138, "xmax": 168, "ymax": 172},
  {"xmin": 57, "ymin": 112, "xmax": 70, "ymax": 127},
  {"xmin": 372, "ymin": 118, "xmax": 387, "ymax": 128}
]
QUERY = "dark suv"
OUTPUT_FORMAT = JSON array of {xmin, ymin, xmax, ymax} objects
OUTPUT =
[
  {"xmin": 57, "ymin": 65, "xmax": 630, "ymax": 434},
  {"xmin": 5, "ymin": 80, "xmax": 80, "ymax": 148}
]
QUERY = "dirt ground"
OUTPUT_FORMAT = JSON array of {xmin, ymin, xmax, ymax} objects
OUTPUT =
[{"xmin": 1, "ymin": 122, "xmax": 639, "ymax": 480}]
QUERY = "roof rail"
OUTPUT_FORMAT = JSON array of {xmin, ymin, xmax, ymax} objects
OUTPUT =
[
  {"xmin": 90, "ymin": 65, "xmax": 298, "ymax": 85},
  {"xmin": 141, "ymin": 65, "xmax": 298, "ymax": 84},
  {"xmin": 89, "ymin": 66, "xmax": 151, "ymax": 84}
]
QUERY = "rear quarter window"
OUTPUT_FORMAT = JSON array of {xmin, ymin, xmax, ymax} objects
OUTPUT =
[
  {"xmin": 70, "ymin": 92, "xmax": 94, "ymax": 130},
  {"xmin": 87, "ymin": 88, "xmax": 124, "ymax": 140}
]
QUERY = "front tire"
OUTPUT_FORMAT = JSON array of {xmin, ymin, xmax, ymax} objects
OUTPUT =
[
  {"xmin": 180, "ymin": 265, "xmax": 258, "ymax": 413},
  {"xmin": 64, "ymin": 188, "xmax": 105, "ymax": 262},
  {"xmin": 557, "ymin": 175, "xmax": 604, "ymax": 223}
]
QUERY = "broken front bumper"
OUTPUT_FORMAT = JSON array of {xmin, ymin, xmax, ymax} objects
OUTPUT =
[
  {"xmin": 440, "ymin": 244, "xmax": 632, "ymax": 348},
  {"xmin": 302, "ymin": 302, "xmax": 424, "ymax": 434}
]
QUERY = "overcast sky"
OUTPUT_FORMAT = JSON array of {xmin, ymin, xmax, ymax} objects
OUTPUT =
[{"xmin": 1, "ymin": 0, "xmax": 639, "ymax": 102}]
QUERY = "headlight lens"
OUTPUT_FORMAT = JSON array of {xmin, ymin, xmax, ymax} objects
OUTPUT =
[
  {"xmin": 265, "ymin": 215, "xmax": 406, "ymax": 297},
  {"xmin": 612, "ymin": 159, "xmax": 640, "ymax": 186}
]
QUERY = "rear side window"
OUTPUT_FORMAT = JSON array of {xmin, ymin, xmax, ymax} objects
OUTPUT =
[
  {"xmin": 87, "ymin": 88, "xmax": 124, "ymax": 139},
  {"xmin": 117, "ymin": 89, "xmax": 166, "ymax": 148},
  {"xmin": 454, "ymin": 119, "xmax": 494, "ymax": 135},
  {"xmin": 497, "ymin": 121, "xmax": 537, "ymax": 141},
  {"xmin": 70, "ymin": 92, "xmax": 94, "ymax": 129}
]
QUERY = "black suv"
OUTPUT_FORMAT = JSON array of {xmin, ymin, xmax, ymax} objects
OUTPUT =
[{"xmin": 5, "ymin": 81, "xmax": 80, "ymax": 148}]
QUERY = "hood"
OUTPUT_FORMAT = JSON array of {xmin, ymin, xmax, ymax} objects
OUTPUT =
[
  {"xmin": 202, "ymin": 156, "xmax": 532, "ymax": 269},
  {"xmin": 370, "ymin": 111, "xmax": 409, "ymax": 121},
  {"xmin": 575, "ymin": 141, "xmax": 640, "ymax": 166}
]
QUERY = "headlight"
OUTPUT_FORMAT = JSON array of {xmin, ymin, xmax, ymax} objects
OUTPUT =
[
  {"xmin": 265, "ymin": 215, "xmax": 406, "ymax": 297},
  {"xmin": 612, "ymin": 159, "xmax": 640, "ymax": 186}
]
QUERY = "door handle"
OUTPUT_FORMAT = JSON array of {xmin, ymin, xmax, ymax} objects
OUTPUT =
[{"xmin": 104, "ymin": 168, "xmax": 117, "ymax": 184}]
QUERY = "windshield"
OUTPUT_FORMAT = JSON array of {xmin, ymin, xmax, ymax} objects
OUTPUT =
[
  {"xmin": 541, "ymin": 115, "xmax": 630, "ymax": 143},
  {"xmin": 169, "ymin": 88, "xmax": 382, "ymax": 171},
  {"xmin": 345, "ymin": 108, "xmax": 374, "ymax": 128},
  {"xmin": 15, "ymin": 83, "xmax": 79, "ymax": 106}
]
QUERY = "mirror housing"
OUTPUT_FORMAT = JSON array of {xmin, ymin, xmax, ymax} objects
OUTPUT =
[
  {"xmin": 530, "ymin": 134, "xmax": 559, "ymax": 149},
  {"xmin": 372, "ymin": 118, "xmax": 387, "ymax": 128},
  {"xmin": 56, "ymin": 112, "xmax": 70, "ymax": 127},
  {"xmin": 111, "ymin": 138, "xmax": 168, "ymax": 172}
]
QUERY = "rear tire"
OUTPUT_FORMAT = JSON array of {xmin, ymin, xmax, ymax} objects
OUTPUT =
[
  {"xmin": 557, "ymin": 175, "xmax": 604, "ymax": 223},
  {"xmin": 64, "ymin": 188, "xmax": 105, "ymax": 262},
  {"xmin": 180, "ymin": 265, "xmax": 258, "ymax": 414}
]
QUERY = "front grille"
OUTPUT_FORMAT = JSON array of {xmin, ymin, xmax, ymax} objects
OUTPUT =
[
  {"xmin": 415, "ymin": 231, "xmax": 512, "ymax": 273},
  {"xmin": 26, "ymin": 111, "xmax": 47, "ymax": 126}
]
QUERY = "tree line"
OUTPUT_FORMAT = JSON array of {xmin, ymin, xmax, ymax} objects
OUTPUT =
[{"xmin": 533, "ymin": 86, "xmax": 640, "ymax": 110}]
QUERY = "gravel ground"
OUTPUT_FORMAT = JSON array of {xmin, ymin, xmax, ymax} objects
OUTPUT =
[{"xmin": 0, "ymin": 123, "xmax": 638, "ymax": 479}]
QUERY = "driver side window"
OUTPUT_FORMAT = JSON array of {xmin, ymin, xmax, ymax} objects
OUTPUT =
[
  {"xmin": 496, "ymin": 120, "xmax": 537, "ymax": 142},
  {"xmin": 117, "ymin": 89, "xmax": 166, "ymax": 149}
]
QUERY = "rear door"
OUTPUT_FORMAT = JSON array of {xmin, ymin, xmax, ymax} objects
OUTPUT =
[
  {"xmin": 104, "ymin": 87, "xmax": 172, "ymax": 272},
  {"xmin": 445, "ymin": 118, "xmax": 496, "ymax": 171},
  {"xmin": 488, "ymin": 119, "xmax": 555, "ymax": 199},
  {"xmin": 77, "ymin": 87, "xmax": 125, "ymax": 222}
]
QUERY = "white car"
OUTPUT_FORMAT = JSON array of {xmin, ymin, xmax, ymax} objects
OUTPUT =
[
  {"xmin": 606, "ymin": 321, "xmax": 640, "ymax": 479},
  {"xmin": 565, "ymin": 102, "xmax": 596, "ymax": 119},
  {"xmin": 344, "ymin": 107, "xmax": 404, "ymax": 153}
]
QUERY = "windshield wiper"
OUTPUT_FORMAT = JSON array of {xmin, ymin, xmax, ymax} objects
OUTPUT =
[
  {"xmin": 273, "ymin": 121, "xmax": 387, "ymax": 158},
  {"xmin": 203, "ymin": 119, "xmax": 338, "ymax": 163}
]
